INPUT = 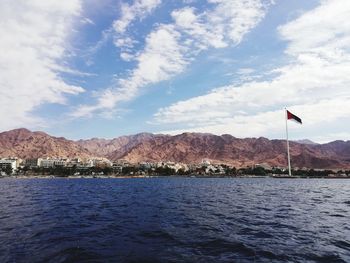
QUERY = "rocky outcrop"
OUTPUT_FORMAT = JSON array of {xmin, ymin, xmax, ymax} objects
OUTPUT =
[{"xmin": 0, "ymin": 128, "xmax": 92, "ymax": 159}]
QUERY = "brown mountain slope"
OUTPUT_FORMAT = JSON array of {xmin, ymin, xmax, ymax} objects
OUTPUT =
[
  {"xmin": 0, "ymin": 128, "xmax": 92, "ymax": 159},
  {"xmin": 1, "ymin": 129, "xmax": 349, "ymax": 169},
  {"xmin": 108, "ymin": 133, "xmax": 350, "ymax": 169},
  {"xmin": 77, "ymin": 133, "xmax": 168, "ymax": 158}
]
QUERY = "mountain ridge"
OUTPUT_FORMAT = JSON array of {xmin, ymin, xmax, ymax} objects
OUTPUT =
[{"xmin": 1, "ymin": 128, "xmax": 349, "ymax": 169}]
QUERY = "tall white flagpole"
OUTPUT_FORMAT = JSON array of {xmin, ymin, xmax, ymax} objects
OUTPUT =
[{"xmin": 285, "ymin": 108, "xmax": 292, "ymax": 176}]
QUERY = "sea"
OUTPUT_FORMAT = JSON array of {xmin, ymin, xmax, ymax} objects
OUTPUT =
[{"xmin": 0, "ymin": 177, "xmax": 349, "ymax": 262}]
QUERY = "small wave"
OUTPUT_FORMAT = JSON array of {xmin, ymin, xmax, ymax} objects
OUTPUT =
[
  {"xmin": 256, "ymin": 250, "xmax": 290, "ymax": 261},
  {"xmin": 305, "ymin": 252, "xmax": 347, "ymax": 263},
  {"xmin": 333, "ymin": 240, "xmax": 350, "ymax": 250},
  {"xmin": 330, "ymin": 214, "xmax": 346, "ymax": 218},
  {"xmin": 254, "ymin": 231, "xmax": 273, "ymax": 239},
  {"xmin": 41, "ymin": 246, "xmax": 101, "ymax": 263},
  {"xmin": 195, "ymin": 238, "xmax": 256, "ymax": 257},
  {"xmin": 138, "ymin": 230, "xmax": 177, "ymax": 242}
]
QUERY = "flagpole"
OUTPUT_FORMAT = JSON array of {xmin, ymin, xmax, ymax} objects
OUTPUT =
[{"xmin": 285, "ymin": 108, "xmax": 292, "ymax": 176}]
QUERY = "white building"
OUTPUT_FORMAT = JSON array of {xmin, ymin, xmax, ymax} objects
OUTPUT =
[
  {"xmin": 0, "ymin": 159, "xmax": 18, "ymax": 174},
  {"xmin": 53, "ymin": 159, "xmax": 67, "ymax": 167},
  {"xmin": 89, "ymin": 158, "xmax": 112, "ymax": 167},
  {"xmin": 205, "ymin": 164, "xmax": 217, "ymax": 174},
  {"xmin": 201, "ymin": 159, "xmax": 211, "ymax": 166},
  {"xmin": 39, "ymin": 158, "xmax": 68, "ymax": 168},
  {"xmin": 40, "ymin": 159, "xmax": 55, "ymax": 168}
]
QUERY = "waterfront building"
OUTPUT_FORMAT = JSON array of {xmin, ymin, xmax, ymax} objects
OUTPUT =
[
  {"xmin": 25, "ymin": 158, "xmax": 43, "ymax": 168},
  {"xmin": 114, "ymin": 159, "xmax": 130, "ymax": 166},
  {"xmin": 40, "ymin": 159, "xmax": 56, "ymax": 168},
  {"xmin": 202, "ymin": 159, "xmax": 211, "ymax": 165},
  {"xmin": 112, "ymin": 163, "xmax": 123, "ymax": 173},
  {"xmin": 90, "ymin": 158, "xmax": 112, "ymax": 168},
  {"xmin": 0, "ymin": 158, "xmax": 18, "ymax": 173},
  {"xmin": 139, "ymin": 162, "xmax": 152, "ymax": 169},
  {"xmin": 53, "ymin": 159, "xmax": 67, "ymax": 167},
  {"xmin": 205, "ymin": 164, "xmax": 217, "ymax": 174},
  {"xmin": 66, "ymin": 158, "xmax": 82, "ymax": 167},
  {"xmin": 40, "ymin": 159, "xmax": 54, "ymax": 168}
]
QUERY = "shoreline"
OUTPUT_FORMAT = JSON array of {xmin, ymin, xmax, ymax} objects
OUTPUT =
[{"xmin": 1, "ymin": 175, "xmax": 349, "ymax": 179}]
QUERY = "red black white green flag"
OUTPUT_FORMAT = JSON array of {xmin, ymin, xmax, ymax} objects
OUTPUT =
[{"xmin": 287, "ymin": 110, "xmax": 302, "ymax": 124}]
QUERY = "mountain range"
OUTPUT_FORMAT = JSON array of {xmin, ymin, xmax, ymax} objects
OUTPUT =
[{"xmin": 1, "ymin": 128, "xmax": 349, "ymax": 169}]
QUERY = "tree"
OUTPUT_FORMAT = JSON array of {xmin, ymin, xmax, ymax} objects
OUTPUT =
[{"xmin": 1, "ymin": 166, "xmax": 13, "ymax": 175}]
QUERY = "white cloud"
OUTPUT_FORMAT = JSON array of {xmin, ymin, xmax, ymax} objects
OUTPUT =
[
  {"xmin": 171, "ymin": 0, "xmax": 271, "ymax": 50},
  {"xmin": 113, "ymin": 0, "xmax": 162, "ymax": 54},
  {"xmin": 113, "ymin": 0, "xmax": 162, "ymax": 34},
  {"xmin": 74, "ymin": 0, "xmax": 271, "ymax": 118},
  {"xmin": 81, "ymin": 17, "xmax": 95, "ymax": 25},
  {"xmin": 0, "ymin": 0, "xmax": 84, "ymax": 130},
  {"xmin": 72, "ymin": 24, "xmax": 188, "ymax": 118},
  {"xmin": 158, "ymin": 98, "xmax": 350, "ymax": 138},
  {"xmin": 153, "ymin": 0, "xmax": 350, "ymax": 142},
  {"xmin": 237, "ymin": 68, "xmax": 255, "ymax": 75}
]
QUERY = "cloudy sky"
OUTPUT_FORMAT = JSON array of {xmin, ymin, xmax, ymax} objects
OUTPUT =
[{"xmin": 1, "ymin": 0, "xmax": 349, "ymax": 142}]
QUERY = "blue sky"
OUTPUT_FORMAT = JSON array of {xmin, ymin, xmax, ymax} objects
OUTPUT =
[{"xmin": 1, "ymin": 0, "xmax": 350, "ymax": 142}]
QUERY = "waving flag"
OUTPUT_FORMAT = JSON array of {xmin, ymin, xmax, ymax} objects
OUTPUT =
[
  {"xmin": 287, "ymin": 110, "xmax": 302, "ymax": 124},
  {"xmin": 285, "ymin": 109, "xmax": 302, "ymax": 177}
]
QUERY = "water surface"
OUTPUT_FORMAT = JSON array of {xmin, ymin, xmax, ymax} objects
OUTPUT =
[{"xmin": 0, "ymin": 178, "xmax": 349, "ymax": 262}]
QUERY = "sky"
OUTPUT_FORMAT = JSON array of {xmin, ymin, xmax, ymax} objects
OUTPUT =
[{"xmin": 1, "ymin": 0, "xmax": 349, "ymax": 142}]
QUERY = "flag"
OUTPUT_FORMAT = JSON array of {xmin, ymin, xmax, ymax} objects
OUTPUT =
[{"xmin": 287, "ymin": 110, "xmax": 302, "ymax": 124}]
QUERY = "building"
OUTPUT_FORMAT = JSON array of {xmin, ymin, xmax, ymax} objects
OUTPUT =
[
  {"xmin": 40, "ymin": 159, "xmax": 55, "ymax": 168},
  {"xmin": 90, "ymin": 158, "xmax": 112, "ymax": 168},
  {"xmin": 25, "ymin": 158, "xmax": 43, "ymax": 168},
  {"xmin": 53, "ymin": 159, "xmax": 67, "ymax": 167},
  {"xmin": 114, "ymin": 159, "xmax": 130, "ymax": 166},
  {"xmin": 139, "ymin": 162, "xmax": 152, "ymax": 169},
  {"xmin": 0, "ymin": 158, "xmax": 18, "ymax": 174},
  {"xmin": 38, "ymin": 158, "xmax": 68, "ymax": 168},
  {"xmin": 112, "ymin": 163, "xmax": 123, "ymax": 173},
  {"xmin": 201, "ymin": 159, "xmax": 211, "ymax": 166},
  {"xmin": 66, "ymin": 158, "xmax": 81, "ymax": 167}
]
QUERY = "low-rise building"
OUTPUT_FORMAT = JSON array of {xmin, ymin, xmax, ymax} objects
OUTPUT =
[
  {"xmin": 139, "ymin": 162, "xmax": 152, "ymax": 169},
  {"xmin": 114, "ymin": 159, "xmax": 130, "ymax": 166},
  {"xmin": 53, "ymin": 159, "xmax": 67, "ymax": 167},
  {"xmin": 40, "ymin": 159, "xmax": 55, "ymax": 168},
  {"xmin": 25, "ymin": 158, "xmax": 43, "ymax": 168},
  {"xmin": 0, "ymin": 158, "xmax": 18, "ymax": 174},
  {"xmin": 112, "ymin": 163, "xmax": 123, "ymax": 173}
]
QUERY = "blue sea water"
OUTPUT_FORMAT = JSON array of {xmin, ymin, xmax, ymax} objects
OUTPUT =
[{"xmin": 0, "ymin": 177, "xmax": 349, "ymax": 262}]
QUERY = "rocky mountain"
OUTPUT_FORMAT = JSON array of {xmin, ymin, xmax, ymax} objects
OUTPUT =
[
  {"xmin": 294, "ymin": 139, "xmax": 318, "ymax": 145},
  {"xmin": 105, "ymin": 133, "xmax": 350, "ymax": 169},
  {"xmin": 76, "ymin": 133, "xmax": 164, "ymax": 158},
  {"xmin": 0, "ymin": 128, "xmax": 92, "ymax": 159},
  {"xmin": 1, "ymin": 128, "xmax": 349, "ymax": 169}
]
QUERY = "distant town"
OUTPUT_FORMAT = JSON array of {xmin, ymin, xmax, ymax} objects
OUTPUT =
[{"xmin": 0, "ymin": 157, "xmax": 349, "ymax": 178}]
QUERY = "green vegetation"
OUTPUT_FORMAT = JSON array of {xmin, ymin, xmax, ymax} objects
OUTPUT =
[
  {"xmin": 0, "ymin": 166, "xmax": 13, "ymax": 175},
  {"xmin": 9, "ymin": 164, "xmax": 350, "ymax": 178}
]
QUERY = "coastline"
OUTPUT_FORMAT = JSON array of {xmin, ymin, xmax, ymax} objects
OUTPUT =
[{"xmin": 1, "ymin": 175, "xmax": 349, "ymax": 179}]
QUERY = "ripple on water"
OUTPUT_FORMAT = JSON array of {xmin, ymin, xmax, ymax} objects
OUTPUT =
[
  {"xmin": 333, "ymin": 240, "xmax": 350, "ymax": 250},
  {"xmin": 304, "ymin": 252, "xmax": 347, "ymax": 263},
  {"xmin": 0, "ymin": 178, "xmax": 349, "ymax": 263},
  {"xmin": 42, "ymin": 247, "xmax": 102, "ymax": 263},
  {"xmin": 195, "ymin": 238, "xmax": 256, "ymax": 257}
]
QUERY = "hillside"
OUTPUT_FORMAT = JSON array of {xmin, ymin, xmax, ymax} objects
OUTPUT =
[
  {"xmin": 0, "ymin": 128, "xmax": 92, "ymax": 159},
  {"xmin": 1, "ymin": 128, "xmax": 349, "ymax": 169}
]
